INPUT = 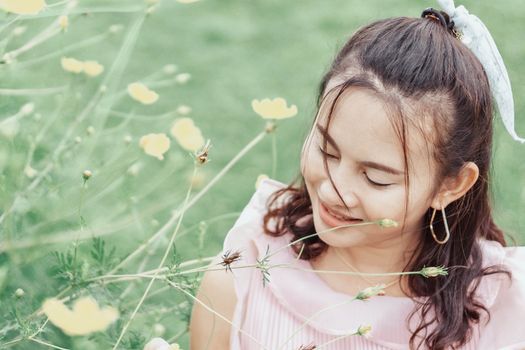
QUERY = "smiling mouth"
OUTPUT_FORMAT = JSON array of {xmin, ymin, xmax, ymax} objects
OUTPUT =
[{"xmin": 319, "ymin": 202, "xmax": 363, "ymax": 226}]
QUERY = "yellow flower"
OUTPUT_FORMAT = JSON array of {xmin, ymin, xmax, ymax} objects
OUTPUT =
[
  {"xmin": 170, "ymin": 118, "xmax": 205, "ymax": 152},
  {"xmin": 255, "ymin": 174, "xmax": 269, "ymax": 190},
  {"xmin": 139, "ymin": 133, "xmax": 170, "ymax": 160},
  {"xmin": 58, "ymin": 15, "xmax": 68, "ymax": 30},
  {"xmin": 42, "ymin": 296, "xmax": 119, "ymax": 336},
  {"xmin": 61, "ymin": 57, "xmax": 83, "ymax": 73},
  {"xmin": 128, "ymin": 82, "xmax": 159, "ymax": 105},
  {"xmin": 0, "ymin": 0, "xmax": 46, "ymax": 15},
  {"xmin": 83, "ymin": 61, "xmax": 104, "ymax": 77},
  {"xmin": 251, "ymin": 97, "xmax": 298, "ymax": 120}
]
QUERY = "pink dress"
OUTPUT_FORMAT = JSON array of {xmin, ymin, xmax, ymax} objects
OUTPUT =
[{"xmin": 223, "ymin": 178, "xmax": 525, "ymax": 350}]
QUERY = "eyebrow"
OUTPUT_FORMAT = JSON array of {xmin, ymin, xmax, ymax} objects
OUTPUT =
[
  {"xmin": 315, "ymin": 123, "xmax": 405, "ymax": 176},
  {"xmin": 360, "ymin": 161, "xmax": 405, "ymax": 176}
]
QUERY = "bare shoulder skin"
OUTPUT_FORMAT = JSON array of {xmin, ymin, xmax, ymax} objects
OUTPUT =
[{"xmin": 189, "ymin": 254, "xmax": 237, "ymax": 350}]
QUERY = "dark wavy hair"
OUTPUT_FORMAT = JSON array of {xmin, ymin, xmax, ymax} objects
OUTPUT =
[{"xmin": 262, "ymin": 10, "xmax": 514, "ymax": 350}]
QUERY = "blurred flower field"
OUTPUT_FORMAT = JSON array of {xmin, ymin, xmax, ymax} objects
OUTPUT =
[{"xmin": 0, "ymin": 0, "xmax": 524, "ymax": 349}]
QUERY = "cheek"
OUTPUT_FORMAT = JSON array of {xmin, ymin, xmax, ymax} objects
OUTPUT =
[{"xmin": 300, "ymin": 143, "xmax": 324, "ymax": 181}]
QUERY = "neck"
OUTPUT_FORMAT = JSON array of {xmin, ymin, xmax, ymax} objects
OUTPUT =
[
  {"xmin": 314, "ymin": 235, "xmax": 421, "ymax": 290},
  {"xmin": 330, "ymin": 244, "xmax": 413, "ymax": 274}
]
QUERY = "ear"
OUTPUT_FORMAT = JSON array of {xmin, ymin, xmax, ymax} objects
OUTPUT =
[{"xmin": 430, "ymin": 162, "xmax": 479, "ymax": 209}]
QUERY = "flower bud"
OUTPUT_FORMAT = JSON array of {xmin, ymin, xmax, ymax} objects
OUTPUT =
[
  {"xmin": 175, "ymin": 73, "xmax": 191, "ymax": 84},
  {"xmin": 20, "ymin": 103, "xmax": 35, "ymax": 116},
  {"xmin": 357, "ymin": 324, "xmax": 372, "ymax": 337},
  {"xmin": 377, "ymin": 218, "xmax": 398, "ymax": 228},
  {"xmin": 153, "ymin": 323, "xmax": 165, "ymax": 336},
  {"xmin": 83, "ymin": 170, "xmax": 92, "ymax": 181},
  {"xmin": 355, "ymin": 284, "xmax": 386, "ymax": 301},
  {"xmin": 176, "ymin": 105, "xmax": 191, "ymax": 115},
  {"xmin": 265, "ymin": 121, "xmax": 276, "ymax": 133},
  {"xmin": 15, "ymin": 288, "xmax": 25, "ymax": 298},
  {"xmin": 421, "ymin": 266, "xmax": 448, "ymax": 278},
  {"xmin": 58, "ymin": 15, "xmax": 69, "ymax": 30},
  {"xmin": 163, "ymin": 64, "xmax": 178, "ymax": 75}
]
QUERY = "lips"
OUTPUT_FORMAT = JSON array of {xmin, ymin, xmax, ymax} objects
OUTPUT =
[{"xmin": 319, "ymin": 201, "xmax": 363, "ymax": 227}]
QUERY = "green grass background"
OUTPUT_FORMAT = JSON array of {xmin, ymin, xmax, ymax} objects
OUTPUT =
[{"xmin": 1, "ymin": 0, "xmax": 524, "ymax": 349}]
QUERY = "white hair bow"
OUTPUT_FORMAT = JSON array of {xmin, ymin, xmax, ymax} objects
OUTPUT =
[{"xmin": 436, "ymin": 0, "xmax": 525, "ymax": 143}]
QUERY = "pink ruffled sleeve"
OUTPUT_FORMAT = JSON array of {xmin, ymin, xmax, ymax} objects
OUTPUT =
[{"xmin": 476, "ymin": 245, "xmax": 525, "ymax": 349}]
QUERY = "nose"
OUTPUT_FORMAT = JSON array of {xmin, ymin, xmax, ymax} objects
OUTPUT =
[{"xmin": 319, "ymin": 176, "xmax": 359, "ymax": 210}]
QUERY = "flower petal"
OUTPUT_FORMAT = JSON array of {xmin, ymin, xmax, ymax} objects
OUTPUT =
[
  {"xmin": 170, "ymin": 118, "xmax": 205, "ymax": 152},
  {"xmin": 43, "ymin": 296, "xmax": 119, "ymax": 336},
  {"xmin": 1, "ymin": 0, "xmax": 46, "ymax": 15},
  {"xmin": 251, "ymin": 97, "xmax": 298, "ymax": 120},
  {"xmin": 61, "ymin": 57, "xmax": 83, "ymax": 73},
  {"xmin": 128, "ymin": 82, "xmax": 159, "ymax": 105},
  {"xmin": 83, "ymin": 60, "xmax": 104, "ymax": 77},
  {"xmin": 139, "ymin": 133, "xmax": 170, "ymax": 160}
]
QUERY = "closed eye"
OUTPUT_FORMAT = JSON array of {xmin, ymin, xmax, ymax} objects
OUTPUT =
[
  {"xmin": 318, "ymin": 146, "xmax": 393, "ymax": 187},
  {"xmin": 364, "ymin": 172, "xmax": 391, "ymax": 187}
]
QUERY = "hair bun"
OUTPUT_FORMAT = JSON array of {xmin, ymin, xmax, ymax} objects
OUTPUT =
[{"xmin": 421, "ymin": 7, "xmax": 455, "ymax": 32}]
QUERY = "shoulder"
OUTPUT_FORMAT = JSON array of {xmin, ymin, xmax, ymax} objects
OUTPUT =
[
  {"xmin": 189, "ymin": 254, "xmax": 237, "ymax": 349},
  {"xmin": 189, "ymin": 178, "xmax": 288, "ymax": 349},
  {"xmin": 222, "ymin": 177, "xmax": 289, "ymax": 261},
  {"xmin": 476, "ymin": 244, "xmax": 525, "ymax": 348}
]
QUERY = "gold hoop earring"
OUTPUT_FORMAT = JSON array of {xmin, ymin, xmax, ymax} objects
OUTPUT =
[{"xmin": 429, "ymin": 205, "xmax": 450, "ymax": 244}]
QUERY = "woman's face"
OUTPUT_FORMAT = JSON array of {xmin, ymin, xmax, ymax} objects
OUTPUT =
[{"xmin": 301, "ymin": 86, "xmax": 439, "ymax": 250}]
